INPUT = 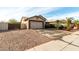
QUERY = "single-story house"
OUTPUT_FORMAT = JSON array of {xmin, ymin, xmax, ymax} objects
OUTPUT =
[{"xmin": 20, "ymin": 15, "xmax": 46, "ymax": 29}]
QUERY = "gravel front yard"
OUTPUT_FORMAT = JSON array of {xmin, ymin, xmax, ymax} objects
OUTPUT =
[
  {"xmin": 36, "ymin": 29, "xmax": 72, "ymax": 39},
  {"xmin": 0, "ymin": 29, "xmax": 52, "ymax": 51}
]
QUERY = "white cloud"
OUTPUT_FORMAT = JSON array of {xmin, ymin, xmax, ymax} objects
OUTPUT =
[
  {"xmin": 0, "ymin": 7, "xmax": 34, "ymax": 22},
  {"xmin": 1, "ymin": 7, "xmax": 79, "ymax": 22},
  {"xmin": 27, "ymin": 8, "xmax": 57, "ymax": 15},
  {"xmin": 0, "ymin": 7, "xmax": 59, "ymax": 22}
]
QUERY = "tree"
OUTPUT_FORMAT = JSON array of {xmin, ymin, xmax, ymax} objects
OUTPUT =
[
  {"xmin": 8, "ymin": 19, "xmax": 17, "ymax": 24},
  {"xmin": 55, "ymin": 20, "xmax": 60, "ymax": 30}
]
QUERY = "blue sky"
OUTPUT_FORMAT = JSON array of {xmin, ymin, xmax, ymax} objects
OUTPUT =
[{"xmin": 0, "ymin": 7, "xmax": 79, "ymax": 22}]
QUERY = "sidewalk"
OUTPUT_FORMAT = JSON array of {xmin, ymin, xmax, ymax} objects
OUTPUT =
[{"xmin": 27, "ymin": 31, "xmax": 79, "ymax": 51}]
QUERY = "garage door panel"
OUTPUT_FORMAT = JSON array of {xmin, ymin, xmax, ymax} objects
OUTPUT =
[{"xmin": 30, "ymin": 21, "xmax": 43, "ymax": 29}]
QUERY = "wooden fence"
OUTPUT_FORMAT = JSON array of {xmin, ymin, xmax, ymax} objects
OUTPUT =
[{"xmin": 8, "ymin": 23, "xmax": 21, "ymax": 30}]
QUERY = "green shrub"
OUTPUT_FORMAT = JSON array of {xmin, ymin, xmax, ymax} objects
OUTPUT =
[
  {"xmin": 74, "ymin": 19, "xmax": 79, "ymax": 29},
  {"xmin": 59, "ymin": 25, "xmax": 65, "ymax": 30},
  {"xmin": 55, "ymin": 20, "xmax": 60, "ymax": 30}
]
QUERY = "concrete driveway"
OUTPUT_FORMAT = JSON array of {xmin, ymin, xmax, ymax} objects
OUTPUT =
[{"xmin": 27, "ymin": 30, "xmax": 79, "ymax": 51}]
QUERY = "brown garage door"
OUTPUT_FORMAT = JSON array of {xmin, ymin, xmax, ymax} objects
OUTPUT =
[{"xmin": 30, "ymin": 21, "xmax": 43, "ymax": 29}]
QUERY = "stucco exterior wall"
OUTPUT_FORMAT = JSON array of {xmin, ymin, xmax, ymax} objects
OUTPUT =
[
  {"xmin": 29, "ymin": 17, "xmax": 43, "ymax": 21},
  {"xmin": 21, "ymin": 20, "xmax": 29, "ymax": 29},
  {"xmin": 29, "ymin": 17, "xmax": 37, "ymax": 21},
  {"xmin": 37, "ymin": 18, "xmax": 44, "ymax": 21}
]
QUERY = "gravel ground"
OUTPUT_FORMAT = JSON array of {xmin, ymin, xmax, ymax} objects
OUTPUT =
[
  {"xmin": 36, "ymin": 29, "xmax": 72, "ymax": 39},
  {"xmin": 0, "ymin": 29, "xmax": 52, "ymax": 51}
]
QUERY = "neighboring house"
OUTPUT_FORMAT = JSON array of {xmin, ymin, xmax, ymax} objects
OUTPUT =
[
  {"xmin": 46, "ymin": 20, "xmax": 66, "ymax": 24},
  {"xmin": 21, "ymin": 15, "xmax": 46, "ymax": 29}
]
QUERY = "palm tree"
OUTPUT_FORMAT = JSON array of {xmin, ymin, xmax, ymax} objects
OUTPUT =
[{"xmin": 66, "ymin": 17, "xmax": 72, "ymax": 31}]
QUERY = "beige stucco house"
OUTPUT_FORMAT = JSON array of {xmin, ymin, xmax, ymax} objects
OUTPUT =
[{"xmin": 20, "ymin": 15, "xmax": 46, "ymax": 29}]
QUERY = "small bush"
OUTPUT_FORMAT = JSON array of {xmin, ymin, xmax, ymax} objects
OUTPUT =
[{"xmin": 59, "ymin": 25, "xmax": 66, "ymax": 30}]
